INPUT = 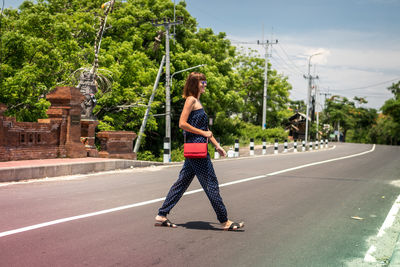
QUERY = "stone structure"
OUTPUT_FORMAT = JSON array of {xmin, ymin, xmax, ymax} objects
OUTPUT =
[
  {"xmin": 0, "ymin": 86, "xmax": 87, "ymax": 161},
  {"xmin": 81, "ymin": 120, "xmax": 99, "ymax": 157},
  {"xmin": 77, "ymin": 71, "xmax": 97, "ymax": 120},
  {"xmin": 286, "ymin": 112, "xmax": 310, "ymax": 140},
  {"xmin": 1, "ymin": 86, "xmax": 138, "ymax": 162},
  {"xmin": 97, "ymin": 131, "xmax": 137, "ymax": 160}
]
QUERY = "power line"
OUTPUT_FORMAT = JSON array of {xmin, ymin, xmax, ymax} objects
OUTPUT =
[
  {"xmin": 270, "ymin": 57, "xmax": 302, "ymax": 77},
  {"xmin": 271, "ymin": 47, "xmax": 303, "ymax": 76},
  {"xmin": 334, "ymin": 77, "xmax": 400, "ymax": 91},
  {"xmin": 276, "ymin": 43, "xmax": 305, "ymax": 74}
]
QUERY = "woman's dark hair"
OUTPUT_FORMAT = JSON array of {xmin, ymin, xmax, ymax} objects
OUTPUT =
[{"xmin": 182, "ymin": 72, "xmax": 206, "ymax": 98}]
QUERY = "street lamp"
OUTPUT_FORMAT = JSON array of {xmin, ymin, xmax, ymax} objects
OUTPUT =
[
  {"xmin": 170, "ymin": 64, "xmax": 206, "ymax": 89},
  {"xmin": 304, "ymin": 52, "xmax": 322, "ymax": 145}
]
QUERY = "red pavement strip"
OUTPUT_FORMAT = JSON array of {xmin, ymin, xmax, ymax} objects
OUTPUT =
[
  {"xmin": 0, "ymin": 158, "xmax": 115, "ymax": 169},
  {"xmin": 0, "ymin": 158, "xmax": 165, "ymax": 183}
]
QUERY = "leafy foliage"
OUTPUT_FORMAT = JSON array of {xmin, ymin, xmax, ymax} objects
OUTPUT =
[
  {"xmin": 2, "ymin": 0, "xmax": 398, "ymax": 163},
  {"xmin": 1, "ymin": 0, "xmax": 295, "ymax": 160}
]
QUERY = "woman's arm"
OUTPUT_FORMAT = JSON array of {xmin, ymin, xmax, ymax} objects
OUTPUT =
[
  {"xmin": 179, "ymin": 96, "xmax": 212, "ymax": 138},
  {"xmin": 209, "ymin": 135, "xmax": 227, "ymax": 157}
]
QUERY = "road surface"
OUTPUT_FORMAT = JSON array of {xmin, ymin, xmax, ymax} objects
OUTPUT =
[{"xmin": 1, "ymin": 143, "xmax": 399, "ymax": 266}]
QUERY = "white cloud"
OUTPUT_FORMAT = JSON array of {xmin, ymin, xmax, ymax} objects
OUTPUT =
[{"xmin": 229, "ymin": 30, "xmax": 400, "ymax": 109}]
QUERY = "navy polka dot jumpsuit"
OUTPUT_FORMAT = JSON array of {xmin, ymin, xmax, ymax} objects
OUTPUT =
[{"xmin": 158, "ymin": 108, "xmax": 228, "ymax": 223}]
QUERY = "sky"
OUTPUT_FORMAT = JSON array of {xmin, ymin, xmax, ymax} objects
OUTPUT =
[
  {"xmin": 183, "ymin": 0, "xmax": 400, "ymax": 110},
  {"xmin": 3, "ymin": 0, "xmax": 400, "ymax": 110}
]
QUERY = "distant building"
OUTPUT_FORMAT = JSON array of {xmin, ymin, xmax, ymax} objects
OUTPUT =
[{"xmin": 286, "ymin": 112, "xmax": 310, "ymax": 140}]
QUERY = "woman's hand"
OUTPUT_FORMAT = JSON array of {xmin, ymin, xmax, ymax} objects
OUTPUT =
[
  {"xmin": 203, "ymin": 130, "xmax": 213, "ymax": 139},
  {"xmin": 216, "ymin": 145, "xmax": 226, "ymax": 157}
]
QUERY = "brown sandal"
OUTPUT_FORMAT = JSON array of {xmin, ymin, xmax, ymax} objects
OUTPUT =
[
  {"xmin": 154, "ymin": 219, "xmax": 177, "ymax": 228},
  {"xmin": 224, "ymin": 222, "xmax": 244, "ymax": 231}
]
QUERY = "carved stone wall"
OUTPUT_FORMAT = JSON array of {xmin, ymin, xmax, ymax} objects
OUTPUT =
[
  {"xmin": 97, "ymin": 131, "xmax": 137, "ymax": 160},
  {"xmin": 0, "ymin": 86, "xmax": 86, "ymax": 161}
]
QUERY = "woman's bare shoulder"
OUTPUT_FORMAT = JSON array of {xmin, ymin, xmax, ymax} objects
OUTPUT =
[{"xmin": 185, "ymin": 96, "xmax": 197, "ymax": 105}]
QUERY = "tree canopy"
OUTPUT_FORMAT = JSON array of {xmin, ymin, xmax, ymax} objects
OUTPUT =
[
  {"xmin": 0, "ymin": 0, "xmax": 295, "ymax": 159},
  {"xmin": 1, "ymin": 0, "xmax": 398, "ymax": 161}
]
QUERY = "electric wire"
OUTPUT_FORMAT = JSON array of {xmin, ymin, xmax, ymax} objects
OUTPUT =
[
  {"xmin": 276, "ymin": 43, "xmax": 305, "ymax": 74},
  {"xmin": 333, "ymin": 77, "xmax": 400, "ymax": 92},
  {"xmin": 271, "ymin": 46, "xmax": 304, "ymax": 76}
]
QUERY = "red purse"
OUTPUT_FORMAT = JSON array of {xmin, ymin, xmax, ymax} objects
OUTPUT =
[{"xmin": 183, "ymin": 136, "xmax": 208, "ymax": 158}]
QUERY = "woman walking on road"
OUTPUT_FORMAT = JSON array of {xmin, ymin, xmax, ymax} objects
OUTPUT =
[{"xmin": 155, "ymin": 72, "xmax": 244, "ymax": 231}]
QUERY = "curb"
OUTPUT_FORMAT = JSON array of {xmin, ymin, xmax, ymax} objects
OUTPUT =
[
  {"xmin": 389, "ymin": 233, "xmax": 400, "ymax": 266},
  {"xmin": 0, "ymin": 159, "xmax": 166, "ymax": 183}
]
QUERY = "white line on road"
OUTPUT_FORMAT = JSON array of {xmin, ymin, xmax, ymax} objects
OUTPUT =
[{"xmin": 0, "ymin": 144, "xmax": 375, "ymax": 238}]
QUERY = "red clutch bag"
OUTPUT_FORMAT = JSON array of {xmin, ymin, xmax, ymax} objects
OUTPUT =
[{"xmin": 184, "ymin": 142, "xmax": 208, "ymax": 158}]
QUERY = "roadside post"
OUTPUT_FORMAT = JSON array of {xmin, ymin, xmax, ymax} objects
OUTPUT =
[
  {"xmin": 234, "ymin": 139, "xmax": 239, "ymax": 157},
  {"xmin": 262, "ymin": 138, "xmax": 267, "ymax": 155},
  {"xmin": 214, "ymin": 137, "xmax": 220, "ymax": 159},
  {"xmin": 250, "ymin": 138, "xmax": 255, "ymax": 156},
  {"xmin": 163, "ymin": 137, "xmax": 170, "ymax": 163}
]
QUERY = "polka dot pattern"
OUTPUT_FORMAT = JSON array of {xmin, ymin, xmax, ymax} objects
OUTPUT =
[{"xmin": 158, "ymin": 108, "xmax": 228, "ymax": 223}]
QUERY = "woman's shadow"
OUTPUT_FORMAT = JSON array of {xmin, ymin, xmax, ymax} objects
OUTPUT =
[{"xmin": 177, "ymin": 221, "xmax": 244, "ymax": 232}]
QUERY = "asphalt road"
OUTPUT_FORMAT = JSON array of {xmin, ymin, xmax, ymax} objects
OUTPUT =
[{"xmin": 1, "ymin": 143, "xmax": 399, "ymax": 267}]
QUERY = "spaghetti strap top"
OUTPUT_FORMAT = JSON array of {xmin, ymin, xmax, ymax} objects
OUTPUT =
[{"xmin": 184, "ymin": 108, "xmax": 208, "ymax": 143}]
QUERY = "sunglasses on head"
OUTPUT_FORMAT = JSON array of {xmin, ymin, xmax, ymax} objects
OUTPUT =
[{"xmin": 201, "ymin": 80, "xmax": 207, "ymax": 85}]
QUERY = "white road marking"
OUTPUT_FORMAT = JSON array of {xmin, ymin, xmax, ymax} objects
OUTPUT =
[{"xmin": 0, "ymin": 144, "xmax": 375, "ymax": 238}]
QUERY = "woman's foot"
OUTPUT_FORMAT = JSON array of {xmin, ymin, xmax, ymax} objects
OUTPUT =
[
  {"xmin": 155, "ymin": 215, "xmax": 177, "ymax": 228},
  {"xmin": 222, "ymin": 220, "xmax": 244, "ymax": 231}
]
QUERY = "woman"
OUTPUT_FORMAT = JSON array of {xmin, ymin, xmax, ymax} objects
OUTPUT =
[{"xmin": 155, "ymin": 72, "xmax": 244, "ymax": 231}]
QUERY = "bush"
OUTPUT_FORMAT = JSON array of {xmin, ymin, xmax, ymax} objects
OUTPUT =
[
  {"xmin": 211, "ymin": 112, "xmax": 288, "ymax": 146},
  {"xmin": 137, "ymin": 150, "xmax": 162, "ymax": 162},
  {"xmin": 238, "ymin": 124, "xmax": 288, "ymax": 144}
]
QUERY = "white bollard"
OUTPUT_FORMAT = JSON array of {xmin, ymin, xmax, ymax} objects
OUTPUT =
[
  {"xmin": 325, "ymin": 139, "xmax": 329, "ymax": 148},
  {"xmin": 250, "ymin": 138, "xmax": 255, "ymax": 156},
  {"xmin": 214, "ymin": 138, "xmax": 220, "ymax": 159},
  {"xmin": 294, "ymin": 140, "xmax": 298, "ymax": 152},
  {"xmin": 309, "ymin": 140, "xmax": 313, "ymax": 151},
  {"xmin": 262, "ymin": 138, "xmax": 267, "ymax": 155},
  {"xmin": 234, "ymin": 139, "xmax": 240, "ymax": 157},
  {"xmin": 274, "ymin": 139, "xmax": 279, "ymax": 154},
  {"xmin": 302, "ymin": 140, "xmax": 306, "ymax": 152},
  {"xmin": 227, "ymin": 147, "xmax": 234, "ymax": 158},
  {"xmin": 163, "ymin": 137, "xmax": 170, "ymax": 163},
  {"xmin": 284, "ymin": 139, "xmax": 288, "ymax": 153}
]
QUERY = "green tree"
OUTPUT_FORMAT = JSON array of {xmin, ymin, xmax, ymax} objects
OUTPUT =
[
  {"xmin": 323, "ymin": 96, "xmax": 355, "ymax": 141},
  {"xmin": 372, "ymin": 80, "xmax": 400, "ymax": 145},
  {"xmin": 0, "ymin": 0, "xmax": 296, "ymax": 159},
  {"xmin": 233, "ymin": 48, "xmax": 292, "ymax": 128}
]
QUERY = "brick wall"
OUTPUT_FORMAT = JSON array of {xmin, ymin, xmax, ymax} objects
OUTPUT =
[{"xmin": 0, "ymin": 115, "xmax": 63, "ymax": 161}]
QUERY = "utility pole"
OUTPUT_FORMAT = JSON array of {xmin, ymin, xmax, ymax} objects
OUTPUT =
[
  {"xmin": 315, "ymin": 81, "xmax": 319, "ymax": 140},
  {"xmin": 133, "ymin": 56, "xmax": 165, "ymax": 154},
  {"xmin": 258, "ymin": 38, "xmax": 278, "ymax": 130},
  {"xmin": 320, "ymin": 91, "xmax": 332, "ymax": 110},
  {"xmin": 303, "ymin": 52, "xmax": 321, "ymax": 145},
  {"xmin": 152, "ymin": 16, "xmax": 183, "ymax": 162}
]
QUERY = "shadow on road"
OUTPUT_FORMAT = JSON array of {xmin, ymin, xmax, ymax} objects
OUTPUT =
[{"xmin": 177, "ymin": 221, "xmax": 244, "ymax": 232}]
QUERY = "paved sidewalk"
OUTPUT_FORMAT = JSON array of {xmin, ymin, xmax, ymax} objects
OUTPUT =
[{"xmin": 0, "ymin": 157, "xmax": 165, "ymax": 183}]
